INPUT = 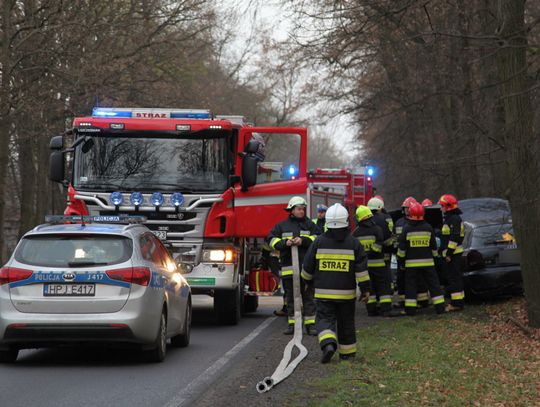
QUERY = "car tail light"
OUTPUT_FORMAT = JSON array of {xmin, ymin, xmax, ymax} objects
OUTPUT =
[
  {"xmin": 0, "ymin": 267, "xmax": 33, "ymax": 285},
  {"xmin": 106, "ymin": 267, "xmax": 150, "ymax": 286}
]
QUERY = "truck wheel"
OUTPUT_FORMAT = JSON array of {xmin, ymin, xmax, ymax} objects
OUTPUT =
[
  {"xmin": 214, "ymin": 286, "xmax": 241, "ymax": 325},
  {"xmin": 145, "ymin": 310, "xmax": 167, "ymax": 363},
  {"xmin": 171, "ymin": 298, "xmax": 191, "ymax": 348},
  {"xmin": 0, "ymin": 349, "xmax": 18, "ymax": 363},
  {"xmin": 243, "ymin": 295, "xmax": 259, "ymax": 313}
]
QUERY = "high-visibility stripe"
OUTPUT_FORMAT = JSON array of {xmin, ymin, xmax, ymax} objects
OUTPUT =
[
  {"xmin": 270, "ymin": 237, "xmax": 282, "ymax": 249},
  {"xmin": 379, "ymin": 295, "xmax": 392, "ymax": 304},
  {"xmin": 315, "ymin": 288, "xmax": 356, "ymax": 300},
  {"xmin": 397, "ymin": 249, "xmax": 406, "ymax": 258},
  {"xmin": 432, "ymin": 295, "xmax": 445, "ymax": 305},
  {"xmin": 371, "ymin": 243, "xmax": 382, "ymax": 253},
  {"xmin": 303, "ymin": 317, "xmax": 315, "ymax": 325},
  {"xmin": 405, "ymin": 259, "xmax": 435, "ymax": 267},
  {"xmin": 301, "ymin": 234, "xmax": 316, "ymax": 241},
  {"xmin": 281, "ymin": 268, "xmax": 293, "ymax": 277},
  {"xmin": 282, "ymin": 232, "xmax": 293, "ymax": 238},
  {"xmin": 442, "ymin": 225, "xmax": 450, "ymax": 235},
  {"xmin": 316, "ymin": 249, "xmax": 355, "ymax": 255},
  {"xmin": 405, "ymin": 299, "xmax": 417, "ymax": 307},
  {"xmin": 396, "ymin": 227, "xmax": 403, "ymax": 234},
  {"xmin": 288, "ymin": 319, "xmax": 295, "ymax": 324},
  {"xmin": 368, "ymin": 259, "xmax": 386, "ymax": 267},
  {"xmin": 357, "ymin": 235, "xmax": 376, "ymax": 242},
  {"xmin": 448, "ymin": 241, "xmax": 458, "ymax": 249},
  {"xmin": 316, "ymin": 253, "xmax": 355, "ymax": 260},
  {"xmin": 417, "ymin": 292, "xmax": 429, "ymax": 301},
  {"xmin": 454, "ymin": 247, "xmax": 463, "ymax": 254},
  {"xmin": 301, "ymin": 270, "xmax": 313, "ymax": 280},
  {"xmin": 383, "ymin": 238, "xmax": 393, "ymax": 246},
  {"xmin": 367, "ymin": 297, "xmax": 377, "ymax": 304},
  {"xmin": 355, "ymin": 271, "xmax": 369, "ymax": 282},
  {"xmin": 406, "ymin": 231, "xmax": 431, "ymax": 238},
  {"xmin": 338, "ymin": 343, "xmax": 357, "ymax": 355},
  {"xmin": 318, "ymin": 329, "xmax": 337, "ymax": 343},
  {"xmin": 432, "ymin": 250, "xmax": 439, "ymax": 257},
  {"xmin": 451, "ymin": 291, "xmax": 465, "ymax": 300}
]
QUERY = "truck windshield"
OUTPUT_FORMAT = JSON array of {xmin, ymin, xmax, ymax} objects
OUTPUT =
[{"xmin": 73, "ymin": 133, "xmax": 229, "ymax": 193}]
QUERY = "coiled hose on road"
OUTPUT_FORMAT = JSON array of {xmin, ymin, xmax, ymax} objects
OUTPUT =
[{"xmin": 256, "ymin": 245, "xmax": 308, "ymax": 393}]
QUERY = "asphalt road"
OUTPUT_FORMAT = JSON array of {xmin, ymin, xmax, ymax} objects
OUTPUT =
[{"xmin": 0, "ymin": 296, "xmax": 283, "ymax": 407}]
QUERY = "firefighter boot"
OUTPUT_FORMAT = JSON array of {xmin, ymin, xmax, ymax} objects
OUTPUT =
[
  {"xmin": 340, "ymin": 354, "xmax": 355, "ymax": 361},
  {"xmin": 321, "ymin": 344, "xmax": 336, "ymax": 364},
  {"xmin": 283, "ymin": 324, "xmax": 294, "ymax": 335},
  {"xmin": 305, "ymin": 324, "xmax": 317, "ymax": 336}
]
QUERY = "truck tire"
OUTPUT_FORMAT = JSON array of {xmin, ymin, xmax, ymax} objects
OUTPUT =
[
  {"xmin": 214, "ymin": 286, "xmax": 241, "ymax": 325},
  {"xmin": 0, "ymin": 349, "xmax": 18, "ymax": 363},
  {"xmin": 171, "ymin": 298, "xmax": 191, "ymax": 348},
  {"xmin": 243, "ymin": 295, "xmax": 259, "ymax": 314}
]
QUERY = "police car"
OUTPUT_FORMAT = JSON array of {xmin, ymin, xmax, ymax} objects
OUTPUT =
[{"xmin": 0, "ymin": 215, "xmax": 191, "ymax": 363}]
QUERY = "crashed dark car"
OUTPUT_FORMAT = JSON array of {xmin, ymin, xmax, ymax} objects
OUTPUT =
[{"xmin": 462, "ymin": 221, "xmax": 522, "ymax": 298}]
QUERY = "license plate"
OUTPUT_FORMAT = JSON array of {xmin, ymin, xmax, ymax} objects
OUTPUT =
[
  {"xmin": 152, "ymin": 230, "xmax": 167, "ymax": 240},
  {"xmin": 44, "ymin": 284, "xmax": 95, "ymax": 296}
]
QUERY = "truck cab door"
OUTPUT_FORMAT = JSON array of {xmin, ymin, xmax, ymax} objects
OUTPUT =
[{"xmin": 234, "ymin": 127, "xmax": 308, "ymax": 238}]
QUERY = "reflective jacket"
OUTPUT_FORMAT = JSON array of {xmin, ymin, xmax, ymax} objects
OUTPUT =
[
  {"xmin": 301, "ymin": 228, "xmax": 369, "ymax": 301},
  {"xmin": 267, "ymin": 215, "xmax": 319, "ymax": 278},
  {"xmin": 372, "ymin": 211, "xmax": 393, "ymax": 257},
  {"xmin": 440, "ymin": 209, "xmax": 465, "ymax": 256},
  {"xmin": 352, "ymin": 219, "xmax": 385, "ymax": 269},
  {"xmin": 393, "ymin": 216, "xmax": 409, "ymax": 251},
  {"xmin": 397, "ymin": 220, "xmax": 438, "ymax": 268}
]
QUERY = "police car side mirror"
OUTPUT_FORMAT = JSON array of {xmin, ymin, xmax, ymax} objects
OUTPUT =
[
  {"xmin": 50, "ymin": 151, "xmax": 65, "ymax": 183},
  {"xmin": 241, "ymin": 155, "xmax": 258, "ymax": 192}
]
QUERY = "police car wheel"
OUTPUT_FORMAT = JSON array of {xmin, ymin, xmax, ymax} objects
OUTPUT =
[
  {"xmin": 171, "ymin": 299, "xmax": 191, "ymax": 348},
  {"xmin": 146, "ymin": 311, "xmax": 167, "ymax": 363},
  {"xmin": 0, "ymin": 349, "xmax": 18, "ymax": 363}
]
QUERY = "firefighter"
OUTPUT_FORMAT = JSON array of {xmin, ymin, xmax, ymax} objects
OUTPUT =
[
  {"xmin": 438, "ymin": 194, "xmax": 465, "ymax": 311},
  {"xmin": 421, "ymin": 198, "xmax": 433, "ymax": 207},
  {"xmin": 393, "ymin": 196, "xmax": 416, "ymax": 307},
  {"xmin": 367, "ymin": 197, "xmax": 393, "ymax": 278},
  {"xmin": 397, "ymin": 202, "xmax": 446, "ymax": 316},
  {"xmin": 301, "ymin": 203, "xmax": 369, "ymax": 363},
  {"xmin": 313, "ymin": 204, "xmax": 327, "ymax": 234},
  {"xmin": 267, "ymin": 196, "xmax": 319, "ymax": 335},
  {"xmin": 260, "ymin": 243, "xmax": 287, "ymax": 317},
  {"xmin": 353, "ymin": 205, "xmax": 393, "ymax": 316}
]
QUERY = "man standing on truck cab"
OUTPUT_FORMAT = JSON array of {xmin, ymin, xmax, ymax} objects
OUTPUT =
[{"xmin": 267, "ymin": 196, "xmax": 319, "ymax": 335}]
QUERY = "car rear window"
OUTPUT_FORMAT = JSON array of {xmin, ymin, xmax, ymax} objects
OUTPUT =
[
  {"xmin": 471, "ymin": 224, "xmax": 515, "ymax": 248},
  {"xmin": 14, "ymin": 234, "xmax": 133, "ymax": 267}
]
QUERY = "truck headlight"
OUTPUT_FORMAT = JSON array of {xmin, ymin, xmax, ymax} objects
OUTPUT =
[{"xmin": 202, "ymin": 249, "xmax": 235, "ymax": 263}]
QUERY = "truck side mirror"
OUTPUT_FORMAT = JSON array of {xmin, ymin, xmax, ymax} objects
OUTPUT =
[
  {"xmin": 241, "ymin": 155, "xmax": 258, "ymax": 191},
  {"xmin": 50, "ymin": 135, "xmax": 64, "ymax": 150},
  {"xmin": 50, "ymin": 151, "xmax": 65, "ymax": 183}
]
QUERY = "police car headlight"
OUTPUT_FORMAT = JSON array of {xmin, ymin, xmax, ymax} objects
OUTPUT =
[{"xmin": 202, "ymin": 249, "xmax": 235, "ymax": 263}]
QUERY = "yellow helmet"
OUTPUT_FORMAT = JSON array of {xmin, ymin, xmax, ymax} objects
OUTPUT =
[
  {"xmin": 286, "ymin": 196, "xmax": 307, "ymax": 211},
  {"xmin": 355, "ymin": 205, "xmax": 373, "ymax": 222}
]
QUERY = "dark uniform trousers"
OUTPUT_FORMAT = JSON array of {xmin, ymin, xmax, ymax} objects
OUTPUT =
[
  {"xmin": 404, "ymin": 267, "xmax": 446, "ymax": 315},
  {"xmin": 282, "ymin": 278, "xmax": 316, "ymax": 326},
  {"xmin": 316, "ymin": 300, "xmax": 357, "ymax": 356},
  {"xmin": 445, "ymin": 254, "xmax": 465, "ymax": 308},
  {"xmin": 366, "ymin": 264, "xmax": 393, "ymax": 315}
]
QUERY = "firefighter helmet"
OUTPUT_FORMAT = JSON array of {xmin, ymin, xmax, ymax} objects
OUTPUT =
[
  {"xmin": 438, "ymin": 194, "xmax": 458, "ymax": 211},
  {"xmin": 421, "ymin": 198, "xmax": 433, "ymax": 207},
  {"xmin": 408, "ymin": 202, "xmax": 425, "ymax": 221},
  {"xmin": 286, "ymin": 196, "xmax": 307, "ymax": 211},
  {"xmin": 401, "ymin": 196, "xmax": 417, "ymax": 208},
  {"xmin": 355, "ymin": 205, "xmax": 373, "ymax": 222},
  {"xmin": 326, "ymin": 203, "xmax": 349, "ymax": 229},
  {"xmin": 367, "ymin": 197, "xmax": 384, "ymax": 211},
  {"xmin": 317, "ymin": 204, "xmax": 328, "ymax": 212}
]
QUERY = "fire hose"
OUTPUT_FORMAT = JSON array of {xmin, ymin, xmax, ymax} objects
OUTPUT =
[{"xmin": 256, "ymin": 245, "xmax": 308, "ymax": 393}]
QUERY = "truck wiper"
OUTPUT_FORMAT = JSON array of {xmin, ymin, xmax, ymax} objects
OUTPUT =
[{"xmin": 68, "ymin": 261, "xmax": 109, "ymax": 267}]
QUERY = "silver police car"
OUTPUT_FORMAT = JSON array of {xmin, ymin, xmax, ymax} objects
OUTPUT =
[{"xmin": 0, "ymin": 216, "xmax": 191, "ymax": 363}]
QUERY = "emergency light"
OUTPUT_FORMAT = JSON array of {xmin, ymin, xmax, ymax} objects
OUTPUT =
[
  {"xmin": 130, "ymin": 192, "xmax": 144, "ymax": 206},
  {"xmin": 367, "ymin": 166, "xmax": 375, "ymax": 177},
  {"xmin": 92, "ymin": 107, "xmax": 212, "ymax": 119},
  {"xmin": 110, "ymin": 192, "xmax": 124, "ymax": 206},
  {"xmin": 151, "ymin": 192, "xmax": 165, "ymax": 207},
  {"xmin": 170, "ymin": 192, "xmax": 185, "ymax": 207}
]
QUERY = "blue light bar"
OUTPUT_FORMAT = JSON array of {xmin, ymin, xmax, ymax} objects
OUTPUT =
[
  {"xmin": 151, "ymin": 192, "xmax": 165, "ymax": 207},
  {"xmin": 171, "ymin": 112, "xmax": 211, "ymax": 119},
  {"xmin": 288, "ymin": 165, "xmax": 297, "ymax": 175},
  {"xmin": 110, "ymin": 192, "xmax": 124, "ymax": 206},
  {"xmin": 93, "ymin": 108, "xmax": 132, "ymax": 118},
  {"xmin": 170, "ymin": 192, "xmax": 185, "ymax": 207},
  {"xmin": 92, "ymin": 107, "xmax": 211, "ymax": 119}
]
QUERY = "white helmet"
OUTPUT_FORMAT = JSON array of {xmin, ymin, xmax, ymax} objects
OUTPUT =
[
  {"xmin": 325, "ymin": 203, "xmax": 349, "ymax": 229},
  {"xmin": 286, "ymin": 196, "xmax": 307, "ymax": 210},
  {"xmin": 367, "ymin": 197, "xmax": 384, "ymax": 211}
]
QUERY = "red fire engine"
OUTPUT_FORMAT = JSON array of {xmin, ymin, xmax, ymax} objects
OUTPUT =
[{"xmin": 49, "ymin": 108, "xmax": 373, "ymax": 324}]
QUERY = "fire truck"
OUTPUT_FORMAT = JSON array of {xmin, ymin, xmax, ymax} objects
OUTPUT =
[{"xmin": 49, "ymin": 108, "xmax": 373, "ymax": 324}]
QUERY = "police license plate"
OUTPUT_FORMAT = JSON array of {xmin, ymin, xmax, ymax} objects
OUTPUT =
[
  {"xmin": 152, "ymin": 230, "xmax": 167, "ymax": 240},
  {"xmin": 43, "ymin": 284, "xmax": 95, "ymax": 296}
]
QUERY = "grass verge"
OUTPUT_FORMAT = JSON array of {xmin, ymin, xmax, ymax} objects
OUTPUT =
[{"xmin": 301, "ymin": 299, "xmax": 540, "ymax": 406}]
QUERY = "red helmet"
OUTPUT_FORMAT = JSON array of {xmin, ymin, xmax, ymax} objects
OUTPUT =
[
  {"xmin": 401, "ymin": 196, "xmax": 417, "ymax": 208},
  {"xmin": 438, "ymin": 194, "xmax": 458, "ymax": 211},
  {"xmin": 421, "ymin": 199, "xmax": 433, "ymax": 207},
  {"xmin": 374, "ymin": 195, "xmax": 384, "ymax": 202},
  {"xmin": 408, "ymin": 202, "xmax": 425, "ymax": 221}
]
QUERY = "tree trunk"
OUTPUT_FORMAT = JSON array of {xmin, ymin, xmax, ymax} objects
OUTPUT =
[{"xmin": 496, "ymin": 0, "xmax": 540, "ymax": 327}]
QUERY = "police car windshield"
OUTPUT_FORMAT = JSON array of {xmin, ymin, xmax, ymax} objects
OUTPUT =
[
  {"xmin": 73, "ymin": 133, "xmax": 229, "ymax": 193},
  {"xmin": 14, "ymin": 235, "xmax": 133, "ymax": 268}
]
